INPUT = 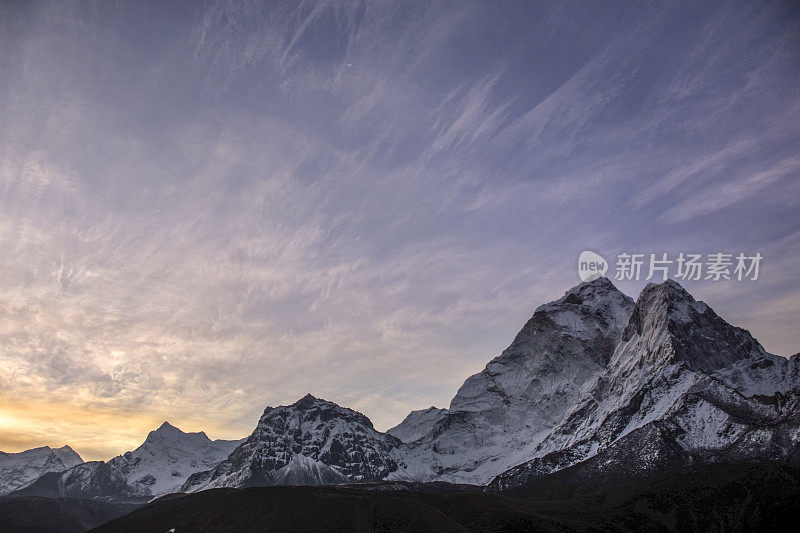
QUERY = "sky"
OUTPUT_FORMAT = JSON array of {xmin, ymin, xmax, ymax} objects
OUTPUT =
[{"xmin": 0, "ymin": 0, "xmax": 799, "ymax": 461}]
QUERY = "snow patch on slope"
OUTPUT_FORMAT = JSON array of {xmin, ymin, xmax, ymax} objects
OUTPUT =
[
  {"xmin": 273, "ymin": 454, "xmax": 348, "ymax": 486},
  {"xmin": 387, "ymin": 407, "xmax": 447, "ymax": 443}
]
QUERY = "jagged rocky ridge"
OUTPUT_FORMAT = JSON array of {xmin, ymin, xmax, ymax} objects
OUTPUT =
[{"xmin": 181, "ymin": 394, "xmax": 400, "ymax": 492}]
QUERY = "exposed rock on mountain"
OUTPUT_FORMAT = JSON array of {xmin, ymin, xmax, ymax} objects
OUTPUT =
[{"xmin": 182, "ymin": 394, "xmax": 400, "ymax": 491}]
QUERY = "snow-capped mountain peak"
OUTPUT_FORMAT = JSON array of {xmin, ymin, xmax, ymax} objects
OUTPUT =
[
  {"xmin": 182, "ymin": 395, "xmax": 401, "ymax": 492},
  {"xmin": 10, "ymin": 278, "xmax": 798, "ymax": 500},
  {"xmin": 48, "ymin": 445, "xmax": 83, "ymax": 468},
  {"xmin": 490, "ymin": 279, "xmax": 800, "ymax": 490},
  {"xmin": 617, "ymin": 279, "xmax": 766, "ymax": 374},
  {"xmin": 150, "ymin": 421, "xmax": 183, "ymax": 436},
  {"xmin": 142, "ymin": 421, "xmax": 216, "ymax": 449},
  {"xmin": 107, "ymin": 422, "xmax": 242, "ymax": 497},
  {"xmin": 23, "ymin": 423, "xmax": 243, "ymax": 500},
  {"xmin": 389, "ymin": 277, "xmax": 635, "ymax": 484},
  {"xmin": 0, "ymin": 445, "xmax": 83, "ymax": 496}
]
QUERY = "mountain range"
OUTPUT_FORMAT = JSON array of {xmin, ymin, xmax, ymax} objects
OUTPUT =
[
  {"xmin": 2, "ymin": 277, "xmax": 798, "ymax": 530},
  {"xmin": 4, "ymin": 423, "xmax": 241, "ymax": 501},
  {"xmin": 0, "ymin": 446, "xmax": 83, "ymax": 496}
]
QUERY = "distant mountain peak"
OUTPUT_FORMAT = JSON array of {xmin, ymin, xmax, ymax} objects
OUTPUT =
[
  {"xmin": 490, "ymin": 280, "xmax": 800, "ymax": 491},
  {"xmin": 546, "ymin": 276, "xmax": 622, "ymax": 305},
  {"xmin": 629, "ymin": 279, "xmax": 696, "ymax": 318},
  {"xmin": 0, "ymin": 445, "xmax": 84, "ymax": 496},
  {"xmin": 568, "ymin": 275, "xmax": 618, "ymax": 292},
  {"xmin": 154, "ymin": 421, "xmax": 181, "ymax": 433},
  {"xmin": 532, "ymin": 277, "xmax": 634, "ymax": 336},
  {"xmin": 387, "ymin": 276, "xmax": 636, "ymax": 484},
  {"xmin": 294, "ymin": 393, "xmax": 320, "ymax": 407},
  {"xmin": 646, "ymin": 277, "xmax": 691, "ymax": 292},
  {"xmin": 621, "ymin": 279, "xmax": 688, "ymax": 341},
  {"xmin": 10, "ymin": 278, "xmax": 796, "ymax": 501},
  {"xmin": 145, "ymin": 422, "xmax": 202, "ymax": 444},
  {"xmin": 256, "ymin": 396, "xmax": 341, "ymax": 421},
  {"xmin": 50, "ymin": 445, "xmax": 83, "ymax": 466},
  {"xmin": 34, "ymin": 421, "xmax": 244, "ymax": 500}
]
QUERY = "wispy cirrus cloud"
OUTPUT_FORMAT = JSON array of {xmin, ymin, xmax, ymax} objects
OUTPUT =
[
  {"xmin": 0, "ymin": 0, "xmax": 798, "ymax": 459},
  {"xmin": 659, "ymin": 156, "xmax": 800, "ymax": 223}
]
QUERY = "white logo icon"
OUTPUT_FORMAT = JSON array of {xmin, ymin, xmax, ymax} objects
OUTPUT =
[{"xmin": 578, "ymin": 251, "xmax": 608, "ymax": 282}]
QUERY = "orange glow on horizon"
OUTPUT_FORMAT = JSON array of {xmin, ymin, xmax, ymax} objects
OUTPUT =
[{"xmin": 0, "ymin": 399, "xmax": 247, "ymax": 461}]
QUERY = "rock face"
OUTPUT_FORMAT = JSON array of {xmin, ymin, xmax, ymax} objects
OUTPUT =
[
  {"xmin": 0, "ymin": 445, "xmax": 83, "ymax": 496},
  {"xmin": 181, "ymin": 394, "xmax": 401, "ymax": 492},
  {"xmin": 389, "ymin": 277, "xmax": 635, "ymax": 484},
  {"xmin": 489, "ymin": 280, "xmax": 800, "ymax": 490},
  {"xmin": 23, "ymin": 422, "xmax": 241, "ymax": 500}
]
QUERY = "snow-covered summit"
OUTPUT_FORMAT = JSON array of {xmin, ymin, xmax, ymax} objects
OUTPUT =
[
  {"xmin": 182, "ymin": 394, "xmax": 401, "ymax": 492},
  {"xmin": 609, "ymin": 279, "xmax": 798, "ymax": 397},
  {"xmin": 104, "ymin": 421, "xmax": 242, "ymax": 497},
  {"xmin": 491, "ymin": 279, "xmax": 800, "ymax": 490},
  {"xmin": 389, "ymin": 277, "xmax": 635, "ymax": 484},
  {"xmin": 616, "ymin": 280, "xmax": 766, "ymax": 372},
  {"xmin": 150, "ymin": 421, "xmax": 185, "ymax": 437},
  {"xmin": 0, "ymin": 445, "xmax": 83, "ymax": 496},
  {"xmin": 29, "ymin": 422, "xmax": 242, "ymax": 500}
]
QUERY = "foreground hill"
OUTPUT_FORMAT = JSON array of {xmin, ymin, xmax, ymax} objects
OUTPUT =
[
  {"xmin": 85, "ymin": 461, "xmax": 800, "ymax": 533},
  {"xmin": 91, "ymin": 484, "xmax": 571, "ymax": 533},
  {"xmin": 0, "ymin": 495, "xmax": 138, "ymax": 533},
  {"xmin": 506, "ymin": 460, "xmax": 800, "ymax": 533}
]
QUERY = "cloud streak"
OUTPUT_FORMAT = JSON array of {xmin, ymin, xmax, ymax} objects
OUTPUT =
[{"xmin": 0, "ymin": 0, "xmax": 798, "ymax": 459}]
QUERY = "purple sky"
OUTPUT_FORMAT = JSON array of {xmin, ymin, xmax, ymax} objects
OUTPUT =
[{"xmin": 1, "ymin": 0, "xmax": 799, "ymax": 460}]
